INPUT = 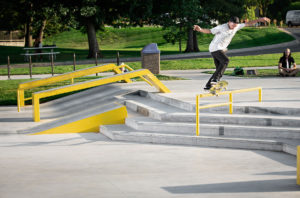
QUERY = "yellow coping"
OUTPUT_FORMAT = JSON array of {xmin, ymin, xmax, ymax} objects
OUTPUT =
[
  {"xmin": 17, "ymin": 63, "xmax": 139, "ymax": 111},
  {"xmin": 297, "ymin": 146, "xmax": 300, "ymax": 185},
  {"xmin": 32, "ymin": 69, "xmax": 170, "ymax": 122},
  {"xmin": 196, "ymin": 87, "xmax": 262, "ymax": 136},
  {"xmin": 31, "ymin": 106, "xmax": 127, "ymax": 135}
]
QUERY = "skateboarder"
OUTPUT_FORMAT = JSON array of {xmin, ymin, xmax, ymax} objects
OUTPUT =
[{"xmin": 193, "ymin": 16, "xmax": 270, "ymax": 90}]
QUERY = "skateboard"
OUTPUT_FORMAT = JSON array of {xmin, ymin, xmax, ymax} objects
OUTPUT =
[{"xmin": 209, "ymin": 81, "xmax": 228, "ymax": 96}]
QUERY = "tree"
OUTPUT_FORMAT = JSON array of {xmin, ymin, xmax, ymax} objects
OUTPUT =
[
  {"xmin": 267, "ymin": 0, "xmax": 293, "ymax": 21},
  {"xmin": 202, "ymin": 0, "xmax": 247, "ymax": 24},
  {"xmin": 257, "ymin": 0, "xmax": 274, "ymax": 17},
  {"xmin": 153, "ymin": 0, "xmax": 205, "ymax": 53},
  {"xmin": 0, "ymin": 0, "xmax": 71, "ymax": 47}
]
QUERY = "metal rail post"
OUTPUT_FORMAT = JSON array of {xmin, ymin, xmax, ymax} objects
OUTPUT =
[
  {"xmin": 297, "ymin": 146, "xmax": 300, "ymax": 185},
  {"xmin": 259, "ymin": 88, "xmax": 262, "ymax": 102},
  {"xmin": 51, "ymin": 54, "xmax": 54, "ymax": 76},
  {"xmin": 29, "ymin": 56, "xmax": 32, "ymax": 78},
  {"xmin": 73, "ymin": 53, "xmax": 76, "ymax": 71},
  {"xmin": 117, "ymin": 51, "xmax": 120, "ymax": 66},
  {"xmin": 32, "ymin": 94, "xmax": 40, "ymax": 122},
  {"xmin": 7, "ymin": 56, "xmax": 11, "ymax": 79},
  {"xmin": 196, "ymin": 95, "xmax": 200, "ymax": 136},
  {"xmin": 95, "ymin": 53, "xmax": 98, "ymax": 76},
  {"xmin": 229, "ymin": 92, "xmax": 233, "ymax": 114}
]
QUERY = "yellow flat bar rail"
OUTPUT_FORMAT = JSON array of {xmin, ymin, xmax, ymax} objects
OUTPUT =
[
  {"xmin": 17, "ymin": 63, "xmax": 150, "ymax": 112},
  {"xmin": 196, "ymin": 87, "xmax": 262, "ymax": 136},
  {"xmin": 297, "ymin": 146, "xmax": 300, "ymax": 185},
  {"xmin": 32, "ymin": 69, "xmax": 170, "ymax": 122}
]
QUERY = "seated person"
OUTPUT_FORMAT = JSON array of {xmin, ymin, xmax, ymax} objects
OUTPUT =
[{"xmin": 278, "ymin": 48, "xmax": 299, "ymax": 77}]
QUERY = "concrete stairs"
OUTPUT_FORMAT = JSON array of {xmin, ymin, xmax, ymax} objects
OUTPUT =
[{"xmin": 101, "ymin": 90, "xmax": 300, "ymax": 156}]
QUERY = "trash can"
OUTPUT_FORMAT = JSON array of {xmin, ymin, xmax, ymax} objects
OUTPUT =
[{"xmin": 141, "ymin": 43, "xmax": 160, "ymax": 74}]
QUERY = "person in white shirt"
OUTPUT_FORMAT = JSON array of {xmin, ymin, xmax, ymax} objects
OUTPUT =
[{"xmin": 193, "ymin": 16, "xmax": 270, "ymax": 90}]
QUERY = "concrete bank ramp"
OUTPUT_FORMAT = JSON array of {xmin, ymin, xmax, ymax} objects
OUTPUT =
[{"xmin": 17, "ymin": 84, "xmax": 134, "ymax": 135}]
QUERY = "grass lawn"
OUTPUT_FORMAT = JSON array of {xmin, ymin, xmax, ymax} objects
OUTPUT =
[
  {"xmin": 0, "ymin": 74, "xmax": 184, "ymax": 106},
  {"xmin": 1, "ymin": 52, "xmax": 300, "ymax": 75},
  {"xmin": 0, "ymin": 26, "xmax": 294, "ymax": 65}
]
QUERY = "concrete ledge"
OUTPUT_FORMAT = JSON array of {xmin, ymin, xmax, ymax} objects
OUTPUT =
[
  {"xmin": 125, "ymin": 117, "xmax": 300, "ymax": 139},
  {"xmin": 100, "ymin": 124, "xmax": 284, "ymax": 153}
]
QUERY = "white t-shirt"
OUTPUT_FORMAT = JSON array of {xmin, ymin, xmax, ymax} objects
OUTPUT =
[{"xmin": 209, "ymin": 23, "xmax": 245, "ymax": 52}]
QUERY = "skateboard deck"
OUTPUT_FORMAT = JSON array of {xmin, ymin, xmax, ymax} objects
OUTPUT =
[{"xmin": 209, "ymin": 81, "xmax": 228, "ymax": 96}]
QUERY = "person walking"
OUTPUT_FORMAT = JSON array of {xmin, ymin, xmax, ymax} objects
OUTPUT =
[{"xmin": 193, "ymin": 16, "xmax": 270, "ymax": 90}]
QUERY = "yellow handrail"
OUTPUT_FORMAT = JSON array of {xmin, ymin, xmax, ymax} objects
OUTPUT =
[
  {"xmin": 17, "ymin": 63, "xmax": 150, "ymax": 112},
  {"xmin": 196, "ymin": 87, "xmax": 262, "ymax": 136},
  {"xmin": 32, "ymin": 69, "xmax": 170, "ymax": 122}
]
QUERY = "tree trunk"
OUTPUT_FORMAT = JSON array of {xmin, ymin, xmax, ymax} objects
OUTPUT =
[
  {"xmin": 38, "ymin": 20, "xmax": 47, "ymax": 43},
  {"xmin": 193, "ymin": 31, "xmax": 200, "ymax": 52},
  {"xmin": 184, "ymin": 27, "xmax": 200, "ymax": 52},
  {"xmin": 179, "ymin": 26, "xmax": 182, "ymax": 52},
  {"xmin": 24, "ymin": 2, "xmax": 33, "ymax": 47},
  {"xmin": 184, "ymin": 28, "xmax": 194, "ymax": 52},
  {"xmin": 87, "ymin": 21, "xmax": 100, "ymax": 58},
  {"xmin": 25, "ymin": 17, "xmax": 33, "ymax": 47}
]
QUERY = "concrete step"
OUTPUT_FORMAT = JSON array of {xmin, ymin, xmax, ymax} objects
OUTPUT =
[
  {"xmin": 100, "ymin": 124, "xmax": 298, "ymax": 156},
  {"xmin": 124, "ymin": 96, "xmax": 300, "ymax": 128},
  {"xmin": 100, "ymin": 124, "xmax": 294, "ymax": 154},
  {"xmin": 142, "ymin": 91, "xmax": 300, "ymax": 116},
  {"xmin": 125, "ymin": 117, "xmax": 300, "ymax": 140}
]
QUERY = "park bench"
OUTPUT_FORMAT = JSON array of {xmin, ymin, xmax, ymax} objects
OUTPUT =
[{"xmin": 21, "ymin": 46, "xmax": 60, "ymax": 61}]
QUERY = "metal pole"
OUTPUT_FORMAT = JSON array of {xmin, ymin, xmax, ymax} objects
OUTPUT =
[
  {"xmin": 229, "ymin": 93, "xmax": 233, "ymax": 114},
  {"xmin": 196, "ymin": 95, "xmax": 199, "ymax": 136},
  {"xmin": 7, "ymin": 56, "xmax": 11, "ymax": 79},
  {"xmin": 297, "ymin": 146, "xmax": 300, "ymax": 185},
  {"xmin": 117, "ymin": 51, "xmax": 120, "ymax": 66},
  {"xmin": 259, "ymin": 88, "xmax": 262, "ymax": 102},
  {"xmin": 29, "ymin": 56, "xmax": 32, "ymax": 79},
  {"xmin": 73, "ymin": 53, "xmax": 76, "ymax": 71},
  {"xmin": 51, "ymin": 54, "xmax": 54, "ymax": 76},
  {"xmin": 95, "ymin": 52, "xmax": 98, "ymax": 76}
]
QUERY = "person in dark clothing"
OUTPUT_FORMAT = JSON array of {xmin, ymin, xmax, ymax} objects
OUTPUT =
[
  {"xmin": 193, "ymin": 16, "xmax": 270, "ymax": 90},
  {"xmin": 278, "ymin": 48, "xmax": 299, "ymax": 77}
]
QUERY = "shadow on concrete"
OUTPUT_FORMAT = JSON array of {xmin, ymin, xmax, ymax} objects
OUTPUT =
[
  {"xmin": 162, "ymin": 179, "xmax": 299, "ymax": 194},
  {"xmin": 0, "ymin": 133, "xmax": 113, "ymax": 147},
  {"xmin": 254, "ymin": 171, "xmax": 296, "ymax": 176},
  {"xmin": 253, "ymin": 150, "xmax": 296, "ymax": 167},
  {"xmin": 0, "ymin": 118, "xmax": 33, "ymax": 122}
]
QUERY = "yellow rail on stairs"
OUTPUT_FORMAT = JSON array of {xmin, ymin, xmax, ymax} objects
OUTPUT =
[
  {"xmin": 32, "ymin": 69, "xmax": 170, "ymax": 122},
  {"xmin": 196, "ymin": 87, "xmax": 262, "ymax": 136},
  {"xmin": 17, "ymin": 63, "xmax": 151, "ymax": 112}
]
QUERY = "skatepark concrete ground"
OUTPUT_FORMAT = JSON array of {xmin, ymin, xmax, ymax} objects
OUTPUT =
[{"xmin": 0, "ymin": 71, "xmax": 300, "ymax": 197}]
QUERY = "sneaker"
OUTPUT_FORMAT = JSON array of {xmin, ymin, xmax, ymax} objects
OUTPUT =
[
  {"xmin": 204, "ymin": 85, "xmax": 211, "ymax": 90},
  {"xmin": 210, "ymin": 80, "xmax": 217, "ymax": 85}
]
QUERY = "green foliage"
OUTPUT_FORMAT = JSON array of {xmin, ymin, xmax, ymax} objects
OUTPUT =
[
  {"xmin": 267, "ymin": 0, "xmax": 293, "ymax": 21},
  {"xmin": 0, "ymin": 27, "xmax": 295, "ymax": 64},
  {"xmin": 203, "ymin": 0, "xmax": 247, "ymax": 23},
  {"xmin": 244, "ymin": 6, "xmax": 256, "ymax": 20},
  {"xmin": 233, "ymin": 67, "xmax": 245, "ymax": 75},
  {"xmin": 289, "ymin": 1, "xmax": 300, "ymax": 10}
]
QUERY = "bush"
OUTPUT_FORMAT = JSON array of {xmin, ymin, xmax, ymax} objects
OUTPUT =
[{"xmin": 233, "ymin": 67, "xmax": 244, "ymax": 75}]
